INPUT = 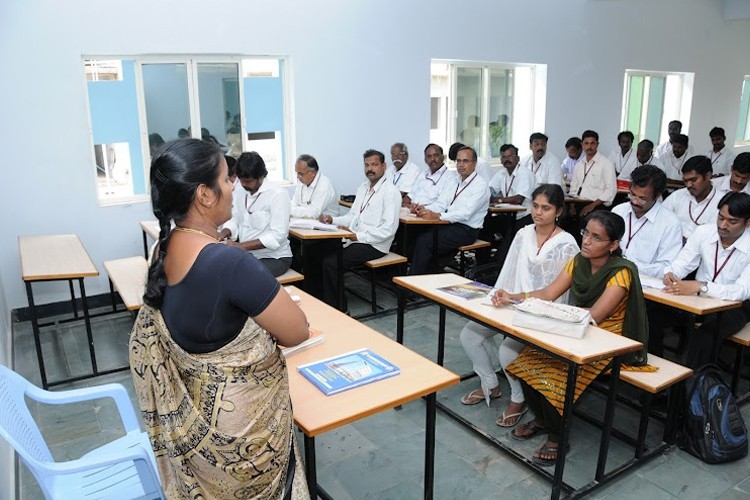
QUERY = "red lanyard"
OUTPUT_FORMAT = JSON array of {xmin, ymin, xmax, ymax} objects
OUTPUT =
[
  {"xmin": 713, "ymin": 242, "xmax": 736, "ymax": 282},
  {"xmin": 689, "ymin": 189, "xmax": 716, "ymax": 225},
  {"xmin": 245, "ymin": 192, "xmax": 262, "ymax": 214},
  {"xmin": 536, "ymin": 227, "xmax": 557, "ymax": 255},
  {"xmin": 577, "ymin": 160, "xmax": 596, "ymax": 196},
  {"xmin": 359, "ymin": 187, "xmax": 378, "ymax": 214},
  {"xmin": 626, "ymin": 212, "xmax": 648, "ymax": 250},
  {"xmin": 450, "ymin": 174, "xmax": 477, "ymax": 206}
]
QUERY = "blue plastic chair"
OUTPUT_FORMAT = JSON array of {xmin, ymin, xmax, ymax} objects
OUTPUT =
[{"xmin": 0, "ymin": 364, "xmax": 164, "ymax": 499}]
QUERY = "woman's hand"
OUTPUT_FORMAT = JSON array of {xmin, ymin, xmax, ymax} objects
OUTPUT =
[{"xmin": 491, "ymin": 289, "xmax": 519, "ymax": 307}]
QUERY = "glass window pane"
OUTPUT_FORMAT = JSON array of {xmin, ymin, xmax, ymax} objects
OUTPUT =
[
  {"xmin": 197, "ymin": 63, "xmax": 241, "ymax": 157},
  {"xmin": 645, "ymin": 76, "xmax": 665, "ymax": 144},
  {"xmin": 625, "ymin": 75, "xmax": 644, "ymax": 143},
  {"xmin": 142, "ymin": 63, "xmax": 191, "ymax": 149},
  {"xmin": 456, "ymin": 67, "xmax": 483, "ymax": 150},
  {"xmin": 430, "ymin": 63, "xmax": 450, "ymax": 147},
  {"xmin": 488, "ymin": 68, "xmax": 513, "ymax": 158},
  {"xmin": 736, "ymin": 77, "xmax": 750, "ymax": 144}
]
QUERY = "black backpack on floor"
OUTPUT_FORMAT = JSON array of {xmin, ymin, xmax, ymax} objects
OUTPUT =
[{"xmin": 679, "ymin": 364, "xmax": 748, "ymax": 463}]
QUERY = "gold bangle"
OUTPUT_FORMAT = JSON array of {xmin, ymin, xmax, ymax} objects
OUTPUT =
[{"xmin": 524, "ymin": 292, "xmax": 531, "ymax": 300}]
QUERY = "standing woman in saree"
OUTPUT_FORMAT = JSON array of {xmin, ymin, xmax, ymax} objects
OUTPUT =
[
  {"xmin": 129, "ymin": 138, "xmax": 310, "ymax": 499},
  {"xmin": 492, "ymin": 211, "xmax": 651, "ymax": 466}
]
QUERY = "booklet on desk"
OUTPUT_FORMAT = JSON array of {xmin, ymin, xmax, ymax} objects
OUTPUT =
[
  {"xmin": 297, "ymin": 348, "xmax": 400, "ymax": 396},
  {"xmin": 438, "ymin": 281, "xmax": 493, "ymax": 300},
  {"xmin": 289, "ymin": 218, "xmax": 339, "ymax": 231}
]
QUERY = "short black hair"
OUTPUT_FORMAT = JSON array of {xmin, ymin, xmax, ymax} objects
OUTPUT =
[
  {"xmin": 499, "ymin": 144, "xmax": 519, "ymax": 155},
  {"xmin": 364, "ymin": 149, "xmax": 385, "ymax": 163},
  {"xmin": 424, "ymin": 143, "xmax": 443, "ymax": 155},
  {"xmin": 582, "ymin": 130, "xmax": 599, "ymax": 142},
  {"xmin": 732, "ymin": 152, "xmax": 750, "ymax": 175},
  {"xmin": 718, "ymin": 191, "xmax": 750, "ymax": 220},
  {"xmin": 235, "ymin": 151, "xmax": 268, "ymax": 179},
  {"xmin": 672, "ymin": 134, "xmax": 689, "ymax": 147},
  {"xmin": 529, "ymin": 132, "xmax": 548, "ymax": 144},
  {"xmin": 617, "ymin": 131, "xmax": 635, "ymax": 142},
  {"xmin": 448, "ymin": 142, "xmax": 465, "ymax": 161},
  {"xmin": 682, "ymin": 155, "xmax": 712, "ymax": 176},
  {"xmin": 457, "ymin": 146, "xmax": 477, "ymax": 162},
  {"xmin": 565, "ymin": 137, "xmax": 582, "ymax": 149},
  {"xmin": 297, "ymin": 154, "xmax": 319, "ymax": 172},
  {"xmin": 709, "ymin": 127, "xmax": 726, "ymax": 139},
  {"xmin": 630, "ymin": 165, "xmax": 666, "ymax": 196},
  {"xmin": 637, "ymin": 139, "xmax": 654, "ymax": 151}
]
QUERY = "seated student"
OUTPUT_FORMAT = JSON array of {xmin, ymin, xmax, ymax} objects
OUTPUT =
[
  {"xmin": 409, "ymin": 146, "xmax": 490, "ymax": 274},
  {"xmin": 661, "ymin": 156, "xmax": 720, "ymax": 240},
  {"xmin": 291, "ymin": 153, "xmax": 338, "ymax": 219},
  {"xmin": 608, "ymin": 131, "xmax": 637, "ymax": 176},
  {"xmin": 403, "ymin": 143, "xmax": 456, "ymax": 208},
  {"xmin": 459, "ymin": 185, "xmax": 578, "ymax": 429},
  {"xmin": 715, "ymin": 152, "xmax": 750, "ymax": 196},
  {"xmin": 449, "ymin": 142, "xmax": 494, "ymax": 184},
  {"xmin": 220, "ymin": 152, "xmax": 293, "ymax": 277},
  {"xmin": 661, "ymin": 192, "xmax": 750, "ymax": 369},
  {"xmin": 318, "ymin": 149, "xmax": 401, "ymax": 310},
  {"xmin": 569, "ymin": 130, "xmax": 617, "ymax": 217},
  {"xmin": 656, "ymin": 120, "xmax": 694, "ymax": 159},
  {"xmin": 706, "ymin": 127, "xmax": 735, "ymax": 177},
  {"xmin": 489, "ymin": 144, "xmax": 537, "ymax": 228},
  {"xmin": 519, "ymin": 132, "xmax": 564, "ymax": 188},
  {"xmin": 612, "ymin": 165, "xmax": 682, "ymax": 277},
  {"xmin": 492, "ymin": 212, "xmax": 650, "ymax": 466},
  {"xmin": 660, "ymin": 134, "xmax": 694, "ymax": 181},
  {"xmin": 618, "ymin": 139, "xmax": 665, "ymax": 181},
  {"xmin": 388, "ymin": 142, "xmax": 422, "ymax": 196},
  {"xmin": 560, "ymin": 137, "xmax": 583, "ymax": 183}
]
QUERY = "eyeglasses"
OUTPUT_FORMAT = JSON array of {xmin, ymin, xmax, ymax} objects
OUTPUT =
[{"xmin": 580, "ymin": 228, "xmax": 610, "ymax": 243}]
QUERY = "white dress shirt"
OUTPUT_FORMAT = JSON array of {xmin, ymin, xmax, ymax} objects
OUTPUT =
[
  {"xmin": 427, "ymin": 171, "xmax": 490, "ymax": 229},
  {"xmin": 332, "ymin": 175, "xmax": 401, "ymax": 254},
  {"xmin": 290, "ymin": 172, "xmax": 338, "ymax": 219},
  {"xmin": 612, "ymin": 200, "xmax": 683, "ymax": 277},
  {"xmin": 387, "ymin": 160, "xmax": 421, "ymax": 194},
  {"xmin": 609, "ymin": 148, "xmax": 637, "ymax": 175},
  {"xmin": 661, "ymin": 185, "xmax": 721, "ymax": 239},
  {"xmin": 520, "ymin": 152, "xmax": 563, "ymax": 188},
  {"xmin": 715, "ymin": 175, "xmax": 750, "ymax": 196},
  {"xmin": 225, "ymin": 180, "xmax": 292, "ymax": 259},
  {"xmin": 560, "ymin": 152, "xmax": 585, "ymax": 183},
  {"xmin": 407, "ymin": 165, "xmax": 457, "ymax": 207},
  {"xmin": 568, "ymin": 152, "xmax": 617, "ymax": 205},
  {"xmin": 706, "ymin": 147, "xmax": 736, "ymax": 177},
  {"xmin": 656, "ymin": 141, "xmax": 694, "ymax": 160},
  {"xmin": 664, "ymin": 225, "xmax": 750, "ymax": 301},
  {"xmin": 475, "ymin": 157, "xmax": 495, "ymax": 184},
  {"xmin": 489, "ymin": 165, "xmax": 536, "ymax": 219},
  {"xmin": 619, "ymin": 155, "xmax": 665, "ymax": 181},
  {"xmin": 660, "ymin": 152, "xmax": 695, "ymax": 180}
]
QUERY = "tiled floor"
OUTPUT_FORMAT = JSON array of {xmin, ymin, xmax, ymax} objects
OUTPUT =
[{"xmin": 11, "ymin": 275, "xmax": 750, "ymax": 499}]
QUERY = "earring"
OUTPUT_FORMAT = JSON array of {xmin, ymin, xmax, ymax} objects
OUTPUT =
[{"xmin": 207, "ymin": 203, "xmax": 212, "ymax": 207}]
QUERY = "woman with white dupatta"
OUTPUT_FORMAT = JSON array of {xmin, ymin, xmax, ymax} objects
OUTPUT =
[{"xmin": 459, "ymin": 184, "xmax": 579, "ymax": 427}]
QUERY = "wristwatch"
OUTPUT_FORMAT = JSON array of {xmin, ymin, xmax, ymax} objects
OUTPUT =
[{"xmin": 699, "ymin": 281, "xmax": 709, "ymax": 295}]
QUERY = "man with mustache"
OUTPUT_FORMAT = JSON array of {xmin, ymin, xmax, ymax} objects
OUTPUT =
[
  {"xmin": 608, "ymin": 131, "xmax": 637, "ymax": 176},
  {"xmin": 388, "ymin": 142, "xmax": 422, "ymax": 197},
  {"xmin": 662, "ymin": 192, "xmax": 750, "ymax": 369},
  {"xmin": 662, "ymin": 156, "xmax": 720, "ymax": 240},
  {"xmin": 706, "ymin": 127, "xmax": 735, "ymax": 177},
  {"xmin": 568, "ymin": 130, "xmax": 617, "ymax": 217},
  {"xmin": 519, "ymin": 132, "xmax": 563, "ymax": 188},
  {"xmin": 409, "ymin": 146, "xmax": 490, "ymax": 274},
  {"xmin": 403, "ymin": 143, "xmax": 456, "ymax": 208},
  {"xmin": 661, "ymin": 134, "xmax": 695, "ymax": 181},
  {"xmin": 220, "ymin": 152, "xmax": 293, "ymax": 277},
  {"xmin": 715, "ymin": 153, "xmax": 750, "ymax": 196},
  {"xmin": 317, "ymin": 149, "xmax": 401, "ymax": 310},
  {"xmin": 489, "ymin": 144, "xmax": 536, "ymax": 228},
  {"xmin": 656, "ymin": 120, "xmax": 694, "ymax": 160},
  {"xmin": 618, "ymin": 139, "xmax": 665, "ymax": 181}
]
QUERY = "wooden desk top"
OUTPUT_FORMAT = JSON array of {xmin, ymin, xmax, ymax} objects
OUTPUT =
[
  {"xmin": 399, "ymin": 212, "xmax": 450, "ymax": 225},
  {"xmin": 19, "ymin": 234, "xmax": 99, "ymax": 281},
  {"xmin": 393, "ymin": 274, "xmax": 643, "ymax": 365},
  {"xmin": 286, "ymin": 287, "xmax": 459, "ymax": 436},
  {"xmin": 103, "ymin": 257, "xmax": 147, "ymax": 311},
  {"xmin": 489, "ymin": 203, "xmax": 525, "ymax": 214},
  {"xmin": 288, "ymin": 227, "xmax": 355, "ymax": 240},
  {"xmin": 642, "ymin": 286, "xmax": 741, "ymax": 315},
  {"xmin": 339, "ymin": 199, "xmax": 353, "ymax": 208},
  {"xmin": 139, "ymin": 220, "xmax": 160, "ymax": 241}
]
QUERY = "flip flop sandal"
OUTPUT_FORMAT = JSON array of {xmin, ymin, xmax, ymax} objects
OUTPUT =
[
  {"xmin": 531, "ymin": 443, "xmax": 569, "ymax": 467},
  {"xmin": 510, "ymin": 421, "xmax": 548, "ymax": 441},
  {"xmin": 496, "ymin": 405, "xmax": 529, "ymax": 427},
  {"xmin": 460, "ymin": 388, "xmax": 501, "ymax": 405}
]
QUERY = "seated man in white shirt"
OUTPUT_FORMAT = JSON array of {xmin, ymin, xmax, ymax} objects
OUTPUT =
[
  {"xmin": 409, "ymin": 146, "xmax": 490, "ymax": 274},
  {"xmin": 662, "ymin": 156, "xmax": 719, "ymax": 240},
  {"xmin": 715, "ymin": 152, "xmax": 750, "ymax": 196},
  {"xmin": 489, "ymin": 144, "xmax": 537, "ymax": 229},
  {"xmin": 661, "ymin": 192, "xmax": 750, "ymax": 369},
  {"xmin": 318, "ymin": 149, "xmax": 401, "ymax": 310},
  {"xmin": 560, "ymin": 137, "xmax": 583, "ymax": 182},
  {"xmin": 707, "ymin": 126, "xmax": 735, "ymax": 177},
  {"xmin": 519, "ymin": 132, "xmax": 563, "ymax": 188},
  {"xmin": 660, "ymin": 134, "xmax": 695, "ymax": 181},
  {"xmin": 388, "ymin": 142, "xmax": 422, "ymax": 196},
  {"xmin": 291, "ymin": 154, "xmax": 338, "ymax": 219},
  {"xmin": 220, "ymin": 152, "xmax": 293, "ymax": 277},
  {"xmin": 449, "ymin": 142, "xmax": 494, "ymax": 183},
  {"xmin": 656, "ymin": 120, "xmax": 692, "ymax": 159},
  {"xmin": 619, "ymin": 140, "xmax": 665, "ymax": 181},
  {"xmin": 612, "ymin": 165, "xmax": 682, "ymax": 278},
  {"xmin": 608, "ymin": 131, "xmax": 637, "ymax": 176},
  {"xmin": 569, "ymin": 130, "xmax": 617, "ymax": 217},
  {"xmin": 403, "ymin": 143, "xmax": 456, "ymax": 208}
]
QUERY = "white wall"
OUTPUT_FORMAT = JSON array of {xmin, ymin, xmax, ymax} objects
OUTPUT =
[{"xmin": 0, "ymin": 0, "xmax": 749, "ymax": 309}]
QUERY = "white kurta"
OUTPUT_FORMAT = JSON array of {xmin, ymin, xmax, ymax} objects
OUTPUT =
[{"xmin": 290, "ymin": 172, "xmax": 338, "ymax": 219}]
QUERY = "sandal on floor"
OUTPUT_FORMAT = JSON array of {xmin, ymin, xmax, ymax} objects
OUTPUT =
[
  {"xmin": 496, "ymin": 405, "xmax": 528, "ymax": 427},
  {"xmin": 510, "ymin": 421, "xmax": 548, "ymax": 441},
  {"xmin": 460, "ymin": 388, "xmax": 501, "ymax": 405},
  {"xmin": 531, "ymin": 443, "xmax": 568, "ymax": 467}
]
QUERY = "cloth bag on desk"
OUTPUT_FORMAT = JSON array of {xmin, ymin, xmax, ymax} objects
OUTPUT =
[{"xmin": 511, "ymin": 297, "xmax": 593, "ymax": 340}]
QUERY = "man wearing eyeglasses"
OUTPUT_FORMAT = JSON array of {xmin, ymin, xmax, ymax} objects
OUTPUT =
[
  {"xmin": 290, "ymin": 154, "xmax": 338, "ymax": 219},
  {"xmin": 388, "ymin": 142, "xmax": 422, "ymax": 196}
]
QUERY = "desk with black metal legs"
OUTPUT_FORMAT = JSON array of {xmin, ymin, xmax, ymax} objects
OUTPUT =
[
  {"xmin": 393, "ymin": 273, "xmax": 643, "ymax": 500},
  {"xmin": 139, "ymin": 220, "xmax": 160, "ymax": 258}
]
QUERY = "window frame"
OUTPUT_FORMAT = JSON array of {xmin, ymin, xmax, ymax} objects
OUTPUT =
[{"xmin": 735, "ymin": 75, "xmax": 750, "ymax": 147}]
